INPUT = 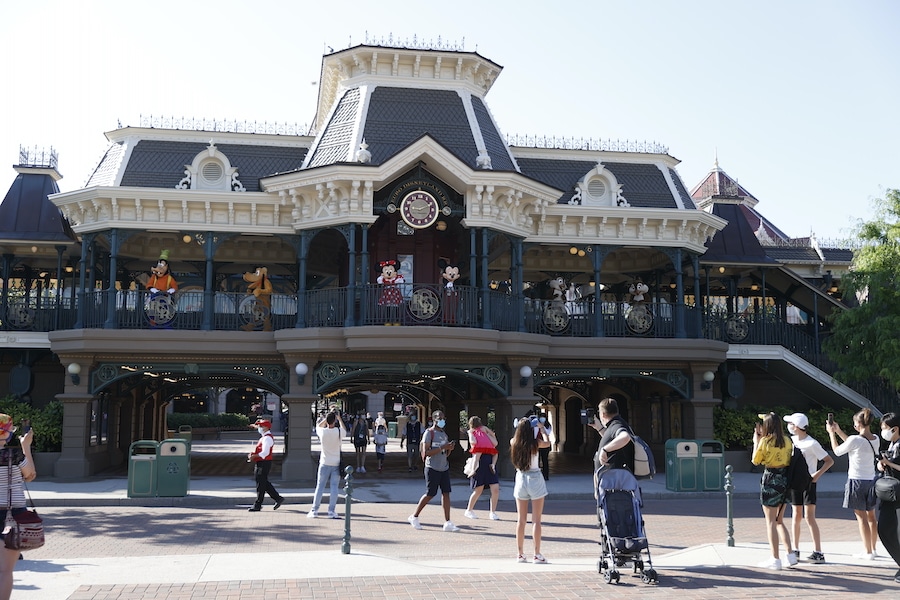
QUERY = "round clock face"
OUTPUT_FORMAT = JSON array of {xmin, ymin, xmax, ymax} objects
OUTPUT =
[{"xmin": 399, "ymin": 190, "xmax": 439, "ymax": 229}]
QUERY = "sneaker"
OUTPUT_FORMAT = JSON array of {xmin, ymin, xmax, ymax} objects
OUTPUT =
[
  {"xmin": 853, "ymin": 552, "xmax": 876, "ymax": 560},
  {"xmin": 355, "ymin": 467, "xmax": 362, "ymax": 473},
  {"xmin": 327, "ymin": 512, "xmax": 340, "ymax": 519},
  {"xmin": 807, "ymin": 551, "xmax": 825, "ymax": 564},
  {"xmin": 464, "ymin": 510, "xmax": 478, "ymax": 519},
  {"xmin": 757, "ymin": 557, "xmax": 781, "ymax": 570},
  {"xmin": 306, "ymin": 510, "xmax": 318, "ymax": 519},
  {"xmin": 273, "ymin": 500, "xmax": 283, "ymax": 510},
  {"xmin": 359, "ymin": 466, "xmax": 366, "ymax": 474},
  {"xmin": 248, "ymin": 505, "xmax": 262, "ymax": 512},
  {"xmin": 489, "ymin": 512, "xmax": 500, "ymax": 521},
  {"xmin": 786, "ymin": 552, "xmax": 798, "ymax": 567},
  {"xmin": 533, "ymin": 554, "xmax": 548, "ymax": 564},
  {"xmin": 442, "ymin": 520, "xmax": 460, "ymax": 532},
  {"xmin": 407, "ymin": 515, "xmax": 422, "ymax": 530},
  {"xmin": 408, "ymin": 467, "xmax": 412, "ymax": 472},
  {"xmin": 517, "ymin": 554, "xmax": 527, "ymax": 563},
  {"xmin": 793, "ymin": 550, "xmax": 800, "ymax": 561}
]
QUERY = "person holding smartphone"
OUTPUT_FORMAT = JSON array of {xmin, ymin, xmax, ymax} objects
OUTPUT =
[
  {"xmin": 407, "ymin": 410, "xmax": 459, "ymax": 532},
  {"xmin": 827, "ymin": 407, "xmax": 881, "ymax": 560}
]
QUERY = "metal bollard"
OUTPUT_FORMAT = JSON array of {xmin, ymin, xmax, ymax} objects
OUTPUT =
[
  {"xmin": 342, "ymin": 465, "xmax": 354, "ymax": 554},
  {"xmin": 724, "ymin": 464, "xmax": 734, "ymax": 547}
]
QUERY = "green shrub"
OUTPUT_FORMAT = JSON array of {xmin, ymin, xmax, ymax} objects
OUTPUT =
[
  {"xmin": 0, "ymin": 397, "xmax": 64, "ymax": 452},
  {"xmin": 166, "ymin": 412, "xmax": 251, "ymax": 430},
  {"xmin": 714, "ymin": 404, "xmax": 872, "ymax": 451}
]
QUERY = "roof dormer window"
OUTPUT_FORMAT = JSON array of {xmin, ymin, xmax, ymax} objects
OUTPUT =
[
  {"xmin": 570, "ymin": 163, "xmax": 629, "ymax": 207},
  {"xmin": 176, "ymin": 141, "xmax": 246, "ymax": 192}
]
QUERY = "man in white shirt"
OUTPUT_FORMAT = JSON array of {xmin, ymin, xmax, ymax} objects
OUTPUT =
[{"xmin": 308, "ymin": 409, "xmax": 347, "ymax": 519}]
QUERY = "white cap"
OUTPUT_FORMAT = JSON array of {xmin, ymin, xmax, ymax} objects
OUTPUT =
[{"xmin": 783, "ymin": 412, "xmax": 809, "ymax": 430}]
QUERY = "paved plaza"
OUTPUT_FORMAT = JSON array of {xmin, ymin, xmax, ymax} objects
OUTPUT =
[{"xmin": 16, "ymin": 436, "xmax": 900, "ymax": 599}]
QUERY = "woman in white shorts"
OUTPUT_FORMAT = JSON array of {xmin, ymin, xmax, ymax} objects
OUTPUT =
[{"xmin": 511, "ymin": 416, "xmax": 551, "ymax": 564}]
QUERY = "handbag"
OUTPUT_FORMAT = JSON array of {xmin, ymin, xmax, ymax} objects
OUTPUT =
[
  {"xmin": 463, "ymin": 455, "xmax": 478, "ymax": 478},
  {"xmin": 3, "ymin": 453, "xmax": 44, "ymax": 551},
  {"xmin": 875, "ymin": 475, "xmax": 900, "ymax": 502}
]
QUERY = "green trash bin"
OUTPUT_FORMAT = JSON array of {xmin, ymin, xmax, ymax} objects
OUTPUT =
[
  {"xmin": 128, "ymin": 441, "xmax": 159, "ymax": 498},
  {"xmin": 699, "ymin": 440, "xmax": 725, "ymax": 491},
  {"xmin": 665, "ymin": 439, "xmax": 699, "ymax": 492},
  {"xmin": 176, "ymin": 425, "xmax": 192, "ymax": 449},
  {"xmin": 157, "ymin": 438, "xmax": 191, "ymax": 497},
  {"xmin": 388, "ymin": 422, "xmax": 398, "ymax": 438}
]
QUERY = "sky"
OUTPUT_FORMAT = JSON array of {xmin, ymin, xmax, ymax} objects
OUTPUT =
[{"xmin": 1, "ymin": 0, "xmax": 897, "ymax": 242}]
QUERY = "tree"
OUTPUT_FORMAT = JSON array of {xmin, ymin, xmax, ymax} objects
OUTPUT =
[{"xmin": 823, "ymin": 188, "xmax": 900, "ymax": 393}]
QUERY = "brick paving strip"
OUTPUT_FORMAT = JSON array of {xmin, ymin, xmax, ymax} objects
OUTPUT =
[{"xmin": 18, "ymin": 496, "xmax": 899, "ymax": 599}]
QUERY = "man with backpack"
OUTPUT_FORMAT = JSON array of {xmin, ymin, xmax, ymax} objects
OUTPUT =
[
  {"xmin": 590, "ymin": 398, "xmax": 634, "ymax": 472},
  {"xmin": 784, "ymin": 412, "xmax": 834, "ymax": 564}
]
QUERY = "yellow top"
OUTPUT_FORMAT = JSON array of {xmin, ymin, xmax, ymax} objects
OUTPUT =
[{"xmin": 752, "ymin": 435, "xmax": 792, "ymax": 468}]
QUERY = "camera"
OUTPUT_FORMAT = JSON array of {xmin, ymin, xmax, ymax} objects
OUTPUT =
[{"xmin": 580, "ymin": 408, "xmax": 596, "ymax": 425}]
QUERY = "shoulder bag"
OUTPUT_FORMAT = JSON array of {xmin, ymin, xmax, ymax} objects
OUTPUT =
[
  {"xmin": 872, "ymin": 440, "xmax": 900, "ymax": 502},
  {"xmin": 3, "ymin": 453, "xmax": 44, "ymax": 551}
]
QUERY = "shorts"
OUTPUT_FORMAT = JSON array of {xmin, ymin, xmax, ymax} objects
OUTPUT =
[
  {"xmin": 843, "ymin": 478, "xmax": 877, "ymax": 511},
  {"xmin": 760, "ymin": 467, "xmax": 789, "ymax": 507},
  {"xmin": 354, "ymin": 441, "xmax": 367, "ymax": 450},
  {"xmin": 424, "ymin": 467, "xmax": 452, "ymax": 496},
  {"xmin": 514, "ymin": 469, "xmax": 548, "ymax": 501},
  {"xmin": 375, "ymin": 451, "xmax": 385, "ymax": 459},
  {"xmin": 789, "ymin": 482, "xmax": 818, "ymax": 506}
]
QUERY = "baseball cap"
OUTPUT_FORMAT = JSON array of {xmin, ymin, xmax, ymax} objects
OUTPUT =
[
  {"xmin": 782, "ymin": 413, "xmax": 809, "ymax": 430},
  {"xmin": 253, "ymin": 418, "xmax": 272, "ymax": 428}
]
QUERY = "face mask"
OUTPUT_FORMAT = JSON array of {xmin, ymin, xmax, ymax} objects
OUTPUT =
[
  {"xmin": 539, "ymin": 417, "xmax": 546, "ymax": 424},
  {"xmin": 436, "ymin": 419, "xmax": 446, "ymax": 429},
  {"xmin": 787, "ymin": 424, "xmax": 797, "ymax": 435},
  {"xmin": 882, "ymin": 428, "xmax": 896, "ymax": 442},
  {"xmin": 410, "ymin": 416, "xmax": 416, "ymax": 422}
]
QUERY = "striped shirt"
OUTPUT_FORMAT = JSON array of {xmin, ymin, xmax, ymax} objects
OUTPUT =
[{"xmin": 0, "ymin": 459, "xmax": 27, "ymax": 508}]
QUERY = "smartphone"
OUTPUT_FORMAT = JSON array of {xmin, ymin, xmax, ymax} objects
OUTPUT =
[
  {"xmin": 21, "ymin": 419, "xmax": 31, "ymax": 434},
  {"xmin": 827, "ymin": 413, "xmax": 834, "ymax": 425}
]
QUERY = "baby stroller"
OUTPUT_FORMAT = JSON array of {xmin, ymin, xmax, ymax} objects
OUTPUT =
[{"xmin": 595, "ymin": 467, "xmax": 658, "ymax": 584}]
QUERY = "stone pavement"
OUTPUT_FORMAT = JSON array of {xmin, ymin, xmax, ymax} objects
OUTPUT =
[{"xmin": 15, "ymin": 437, "xmax": 900, "ymax": 599}]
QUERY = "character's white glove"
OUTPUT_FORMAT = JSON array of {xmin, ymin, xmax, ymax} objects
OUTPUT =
[
  {"xmin": 150, "ymin": 288, "xmax": 159, "ymax": 294},
  {"xmin": 167, "ymin": 288, "xmax": 176, "ymax": 294}
]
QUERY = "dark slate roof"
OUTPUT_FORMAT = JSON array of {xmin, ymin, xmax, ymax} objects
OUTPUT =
[
  {"xmin": 306, "ymin": 87, "xmax": 361, "ymax": 168},
  {"xmin": 361, "ymin": 87, "xmax": 479, "ymax": 167},
  {"xmin": 764, "ymin": 247, "xmax": 822, "ymax": 262},
  {"xmin": 117, "ymin": 141, "xmax": 308, "ymax": 191},
  {"xmin": 0, "ymin": 171, "xmax": 77, "ymax": 242},
  {"xmin": 702, "ymin": 203, "xmax": 779, "ymax": 265},
  {"xmin": 605, "ymin": 162, "xmax": 681, "ymax": 209},
  {"xmin": 515, "ymin": 158, "xmax": 686, "ymax": 208},
  {"xmin": 515, "ymin": 158, "xmax": 594, "ymax": 200},
  {"xmin": 821, "ymin": 248, "xmax": 853, "ymax": 262},
  {"xmin": 471, "ymin": 96, "xmax": 516, "ymax": 171}
]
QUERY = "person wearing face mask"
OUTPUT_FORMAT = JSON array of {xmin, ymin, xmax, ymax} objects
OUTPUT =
[
  {"xmin": 876, "ymin": 412, "xmax": 900, "ymax": 583},
  {"xmin": 247, "ymin": 418, "xmax": 284, "ymax": 512},
  {"xmin": 827, "ymin": 407, "xmax": 881, "ymax": 560},
  {"xmin": 783, "ymin": 413, "xmax": 834, "ymax": 564},
  {"xmin": 407, "ymin": 410, "xmax": 459, "ymax": 532}
]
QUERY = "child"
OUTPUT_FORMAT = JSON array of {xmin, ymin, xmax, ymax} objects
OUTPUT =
[
  {"xmin": 783, "ymin": 412, "xmax": 834, "ymax": 563},
  {"xmin": 468, "ymin": 416, "xmax": 498, "ymax": 473},
  {"xmin": 373, "ymin": 423, "xmax": 389, "ymax": 473}
]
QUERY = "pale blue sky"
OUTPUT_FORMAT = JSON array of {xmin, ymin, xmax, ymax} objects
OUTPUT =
[{"xmin": 2, "ymin": 0, "xmax": 897, "ymax": 241}]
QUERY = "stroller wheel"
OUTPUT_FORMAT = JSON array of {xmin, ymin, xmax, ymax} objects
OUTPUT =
[
  {"xmin": 642, "ymin": 569, "xmax": 659, "ymax": 584},
  {"xmin": 603, "ymin": 571, "xmax": 614, "ymax": 584}
]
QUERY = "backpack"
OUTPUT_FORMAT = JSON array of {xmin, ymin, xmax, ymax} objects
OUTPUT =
[
  {"xmin": 630, "ymin": 432, "xmax": 656, "ymax": 479},
  {"xmin": 786, "ymin": 446, "xmax": 812, "ymax": 491}
]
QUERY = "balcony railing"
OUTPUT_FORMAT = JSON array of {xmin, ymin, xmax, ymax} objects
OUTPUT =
[{"xmin": 2, "ymin": 284, "xmax": 895, "ymax": 412}]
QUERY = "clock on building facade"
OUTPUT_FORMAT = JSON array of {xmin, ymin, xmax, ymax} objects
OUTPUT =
[{"xmin": 399, "ymin": 190, "xmax": 439, "ymax": 229}]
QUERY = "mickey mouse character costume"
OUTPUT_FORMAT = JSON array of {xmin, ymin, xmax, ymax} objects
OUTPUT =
[{"xmin": 438, "ymin": 258, "xmax": 460, "ymax": 324}]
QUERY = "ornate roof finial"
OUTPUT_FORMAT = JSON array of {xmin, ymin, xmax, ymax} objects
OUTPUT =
[{"xmin": 356, "ymin": 139, "xmax": 371, "ymax": 163}]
